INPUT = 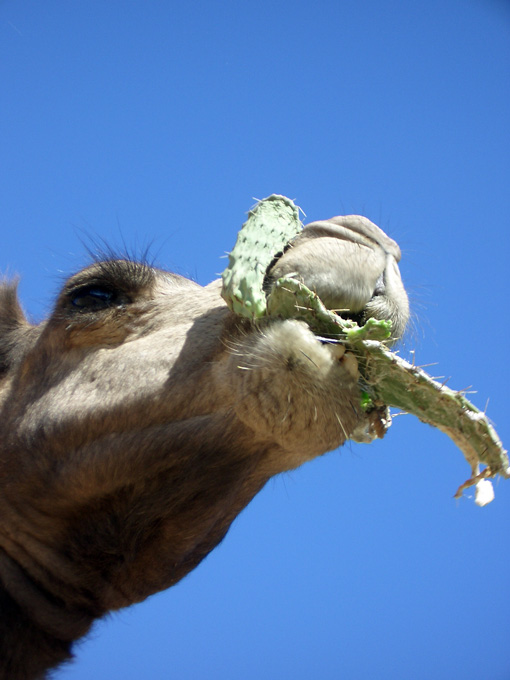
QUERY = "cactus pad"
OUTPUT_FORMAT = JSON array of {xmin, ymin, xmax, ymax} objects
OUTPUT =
[{"xmin": 221, "ymin": 195, "xmax": 302, "ymax": 319}]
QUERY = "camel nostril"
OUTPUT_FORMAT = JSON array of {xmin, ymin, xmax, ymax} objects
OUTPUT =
[{"xmin": 372, "ymin": 273, "xmax": 385, "ymax": 296}]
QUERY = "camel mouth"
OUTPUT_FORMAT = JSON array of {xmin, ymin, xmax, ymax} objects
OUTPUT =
[{"xmin": 261, "ymin": 216, "xmax": 408, "ymax": 342}]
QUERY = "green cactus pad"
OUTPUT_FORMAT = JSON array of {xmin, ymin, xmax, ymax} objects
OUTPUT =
[
  {"xmin": 221, "ymin": 195, "xmax": 302, "ymax": 319},
  {"xmin": 221, "ymin": 196, "xmax": 509, "ymax": 503}
]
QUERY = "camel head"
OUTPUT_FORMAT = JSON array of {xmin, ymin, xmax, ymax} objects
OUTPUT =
[{"xmin": 0, "ymin": 215, "xmax": 408, "ymax": 679}]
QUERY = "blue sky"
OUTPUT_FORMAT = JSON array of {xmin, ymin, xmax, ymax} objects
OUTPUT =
[{"xmin": 1, "ymin": 1, "xmax": 509, "ymax": 679}]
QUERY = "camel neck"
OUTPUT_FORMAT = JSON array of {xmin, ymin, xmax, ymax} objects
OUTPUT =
[{"xmin": 0, "ymin": 548, "xmax": 92, "ymax": 679}]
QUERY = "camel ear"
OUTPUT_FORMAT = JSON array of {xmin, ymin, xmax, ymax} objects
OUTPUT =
[{"xmin": 0, "ymin": 281, "xmax": 33, "ymax": 376}]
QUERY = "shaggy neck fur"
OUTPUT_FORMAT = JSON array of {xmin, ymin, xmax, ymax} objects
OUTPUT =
[{"xmin": 0, "ymin": 549, "xmax": 92, "ymax": 680}]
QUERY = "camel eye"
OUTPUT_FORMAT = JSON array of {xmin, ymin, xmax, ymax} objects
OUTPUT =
[{"xmin": 70, "ymin": 286, "xmax": 118, "ymax": 310}]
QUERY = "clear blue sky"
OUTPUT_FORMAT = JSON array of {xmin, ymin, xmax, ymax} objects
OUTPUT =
[{"xmin": 1, "ymin": 2, "xmax": 509, "ymax": 679}]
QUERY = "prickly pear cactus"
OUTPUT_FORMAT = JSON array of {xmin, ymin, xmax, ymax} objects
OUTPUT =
[
  {"xmin": 221, "ymin": 196, "xmax": 509, "ymax": 504},
  {"xmin": 221, "ymin": 194, "xmax": 302, "ymax": 319}
]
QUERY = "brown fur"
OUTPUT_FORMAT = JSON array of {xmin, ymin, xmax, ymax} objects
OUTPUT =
[{"xmin": 0, "ymin": 216, "xmax": 408, "ymax": 679}]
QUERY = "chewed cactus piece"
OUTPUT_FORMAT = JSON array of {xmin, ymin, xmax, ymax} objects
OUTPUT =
[
  {"xmin": 265, "ymin": 276, "xmax": 509, "ymax": 486},
  {"xmin": 221, "ymin": 195, "xmax": 302, "ymax": 319},
  {"xmin": 358, "ymin": 341, "xmax": 509, "ymax": 484}
]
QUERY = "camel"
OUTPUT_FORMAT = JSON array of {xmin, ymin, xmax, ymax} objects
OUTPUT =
[{"xmin": 0, "ymin": 215, "xmax": 409, "ymax": 679}]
